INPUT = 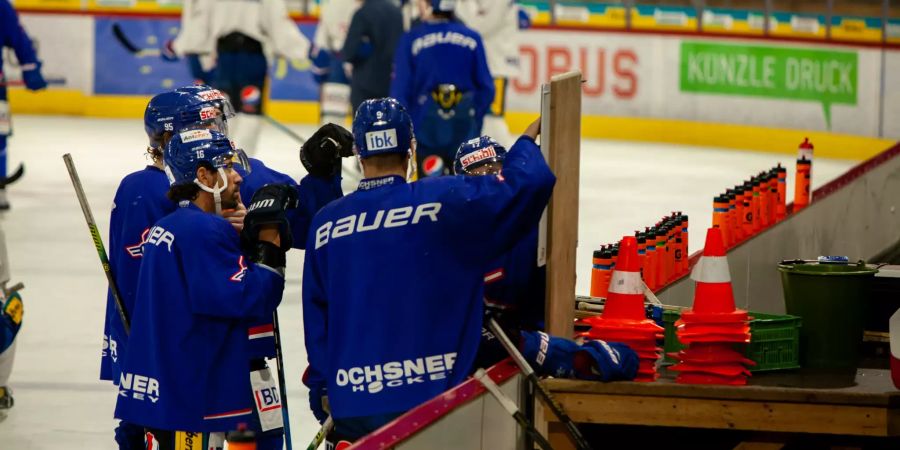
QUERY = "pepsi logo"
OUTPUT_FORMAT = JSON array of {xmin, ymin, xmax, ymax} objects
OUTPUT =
[
  {"xmin": 423, "ymin": 155, "xmax": 444, "ymax": 177},
  {"xmin": 241, "ymin": 86, "xmax": 262, "ymax": 112}
]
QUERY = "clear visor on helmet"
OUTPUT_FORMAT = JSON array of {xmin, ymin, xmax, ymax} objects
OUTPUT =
[
  {"xmin": 186, "ymin": 99, "xmax": 236, "ymax": 137},
  {"xmin": 210, "ymin": 147, "xmax": 251, "ymax": 174},
  {"xmin": 464, "ymin": 160, "xmax": 503, "ymax": 176}
]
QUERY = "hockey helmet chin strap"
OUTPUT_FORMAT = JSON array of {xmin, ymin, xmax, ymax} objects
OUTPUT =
[{"xmin": 194, "ymin": 167, "xmax": 229, "ymax": 215}]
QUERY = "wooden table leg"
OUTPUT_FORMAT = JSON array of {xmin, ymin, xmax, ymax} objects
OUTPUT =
[{"xmin": 547, "ymin": 421, "xmax": 577, "ymax": 450}]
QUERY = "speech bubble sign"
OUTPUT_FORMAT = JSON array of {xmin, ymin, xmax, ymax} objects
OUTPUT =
[{"xmin": 680, "ymin": 41, "xmax": 858, "ymax": 130}]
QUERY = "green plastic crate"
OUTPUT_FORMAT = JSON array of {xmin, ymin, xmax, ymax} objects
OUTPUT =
[{"xmin": 662, "ymin": 309, "xmax": 802, "ymax": 372}]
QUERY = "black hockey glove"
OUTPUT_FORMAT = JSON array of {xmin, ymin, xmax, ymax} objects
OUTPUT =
[
  {"xmin": 241, "ymin": 183, "xmax": 299, "ymax": 263},
  {"xmin": 299, "ymin": 123, "xmax": 354, "ymax": 178}
]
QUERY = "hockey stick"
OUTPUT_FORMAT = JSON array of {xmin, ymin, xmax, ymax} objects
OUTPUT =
[
  {"xmin": 3, "ymin": 282, "xmax": 23, "ymax": 299},
  {"xmin": 474, "ymin": 368, "xmax": 553, "ymax": 450},
  {"xmin": 271, "ymin": 310, "xmax": 293, "ymax": 450},
  {"xmin": 486, "ymin": 317, "xmax": 592, "ymax": 450},
  {"xmin": 0, "ymin": 164, "xmax": 24, "ymax": 188},
  {"xmin": 111, "ymin": 23, "xmax": 162, "ymax": 58},
  {"xmin": 63, "ymin": 154, "xmax": 130, "ymax": 334},
  {"xmin": 261, "ymin": 114, "xmax": 307, "ymax": 145},
  {"xmin": 0, "ymin": 79, "xmax": 66, "ymax": 87},
  {"xmin": 643, "ymin": 280, "xmax": 662, "ymax": 305},
  {"xmin": 306, "ymin": 415, "xmax": 333, "ymax": 450}
]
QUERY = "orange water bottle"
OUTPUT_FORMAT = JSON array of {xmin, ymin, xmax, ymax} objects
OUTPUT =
[
  {"xmin": 758, "ymin": 172, "xmax": 771, "ymax": 228},
  {"xmin": 636, "ymin": 231, "xmax": 647, "ymax": 279},
  {"xmin": 731, "ymin": 185, "xmax": 744, "ymax": 242},
  {"xmin": 655, "ymin": 224, "xmax": 668, "ymax": 287},
  {"xmin": 742, "ymin": 181, "xmax": 754, "ymax": 237},
  {"xmin": 226, "ymin": 424, "xmax": 256, "ymax": 450},
  {"xmin": 751, "ymin": 176, "xmax": 762, "ymax": 232},
  {"xmin": 794, "ymin": 138, "xmax": 813, "ymax": 211},
  {"xmin": 644, "ymin": 227, "xmax": 658, "ymax": 290},
  {"xmin": 590, "ymin": 246, "xmax": 612, "ymax": 298},
  {"xmin": 679, "ymin": 213, "xmax": 689, "ymax": 273},
  {"xmin": 775, "ymin": 164, "xmax": 787, "ymax": 219},
  {"xmin": 725, "ymin": 190, "xmax": 738, "ymax": 246},
  {"xmin": 768, "ymin": 169, "xmax": 778, "ymax": 223},
  {"xmin": 712, "ymin": 195, "xmax": 730, "ymax": 247}
]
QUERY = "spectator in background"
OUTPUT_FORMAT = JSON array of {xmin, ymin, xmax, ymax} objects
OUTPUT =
[
  {"xmin": 456, "ymin": 0, "xmax": 523, "ymax": 148},
  {"xmin": 341, "ymin": 0, "xmax": 404, "ymax": 114},
  {"xmin": 166, "ymin": 0, "xmax": 310, "ymax": 155}
]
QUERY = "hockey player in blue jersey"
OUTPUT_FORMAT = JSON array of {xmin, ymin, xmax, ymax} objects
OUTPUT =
[
  {"xmin": 102, "ymin": 86, "xmax": 236, "ymax": 450},
  {"xmin": 390, "ymin": 0, "xmax": 494, "ymax": 177},
  {"xmin": 115, "ymin": 129, "xmax": 297, "ymax": 449},
  {"xmin": 231, "ymin": 124, "xmax": 351, "ymax": 450},
  {"xmin": 0, "ymin": 0, "xmax": 48, "ymax": 209},
  {"xmin": 239, "ymin": 123, "xmax": 352, "ymax": 249},
  {"xmin": 453, "ymin": 136, "xmax": 639, "ymax": 383},
  {"xmin": 302, "ymin": 97, "xmax": 553, "ymax": 443}
]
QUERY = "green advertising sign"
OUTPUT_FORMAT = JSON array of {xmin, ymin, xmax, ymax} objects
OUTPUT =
[{"xmin": 680, "ymin": 42, "xmax": 858, "ymax": 129}]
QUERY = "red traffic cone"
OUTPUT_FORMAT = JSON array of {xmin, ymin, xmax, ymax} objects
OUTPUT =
[
  {"xmin": 681, "ymin": 228, "xmax": 748, "ymax": 322},
  {"xmin": 601, "ymin": 236, "xmax": 646, "ymax": 321}
]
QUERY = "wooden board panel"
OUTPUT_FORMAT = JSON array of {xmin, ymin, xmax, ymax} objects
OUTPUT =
[
  {"xmin": 544, "ymin": 71, "xmax": 582, "ymax": 338},
  {"xmin": 546, "ymin": 393, "xmax": 896, "ymax": 437},
  {"xmin": 542, "ymin": 369, "xmax": 900, "ymax": 407}
]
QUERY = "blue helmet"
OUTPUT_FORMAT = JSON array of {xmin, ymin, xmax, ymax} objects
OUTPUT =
[
  {"xmin": 144, "ymin": 91, "xmax": 186, "ymax": 150},
  {"xmin": 163, "ymin": 128, "xmax": 249, "ymax": 187},
  {"xmin": 431, "ymin": 0, "xmax": 456, "ymax": 13},
  {"xmin": 454, "ymin": 136, "xmax": 507, "ymax": 174},
  {"xmin": 352, "ymin": 98, "xmax": 414, "ymax": 159},
  {"xmin": 172, "ymin": 85, "xmax": 235, "ymax": 136},
  {"xmin": 143, "ymin": 85, "xmax": 235, "ymax": 150}
]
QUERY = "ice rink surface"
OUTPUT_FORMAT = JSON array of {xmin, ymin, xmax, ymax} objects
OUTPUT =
[{"xmin": 0, "ymin": 115, "xmax": 856, "ymax": 448}]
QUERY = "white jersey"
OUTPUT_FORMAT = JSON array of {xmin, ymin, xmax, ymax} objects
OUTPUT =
[
  {"xmin": 313, "ymin": 0, "xmax": 360, "ymax": 53},
  {"xmin": 456, "ymin": 0, "xmax": 520, "ymax": 78},
  {"xmin": 173, "ymin": 0, "xmax": 310, "ymax": 62}
]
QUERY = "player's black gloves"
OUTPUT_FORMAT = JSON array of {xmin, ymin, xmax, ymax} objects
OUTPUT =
[
  {"xmin": 241, "ymin": 183, "xmax": 299, "ymax": 267},
  {"xmin": 299, "ymin": 123, "xmax": 354, "ymax": 178}
]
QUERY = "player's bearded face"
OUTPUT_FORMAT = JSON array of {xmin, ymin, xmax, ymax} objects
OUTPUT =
[{"xmin": 219, "ymin": 166, "xmax": 242, "ymax": 210}]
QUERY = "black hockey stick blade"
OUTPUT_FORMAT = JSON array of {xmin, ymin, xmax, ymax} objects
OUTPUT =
[
  {"xmin": 112, "ymin": 23, "xmax": 142, "ymax": 54},
  {"xmin": 0, "ymin": 164, "xmax": 25, "ymax": 188},
  {"xmin": 0, "ymin": 78, "xmax": 66, "ymax": 87}
]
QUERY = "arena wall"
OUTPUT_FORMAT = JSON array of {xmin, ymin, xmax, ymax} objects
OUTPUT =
[{"xmin": 5, "ymin": 8, "xmax": 898, "ymax": 159}]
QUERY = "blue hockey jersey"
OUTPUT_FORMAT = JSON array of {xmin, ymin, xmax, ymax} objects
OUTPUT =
[
  {"xmin": 484, "ymin": 226, "xmax": 546, "ymax": 330},
  {"xmin": 239, "ymin": 158, "xmax": 343, "ymax": 251},
  {"xmin": 0, "ymin": 0, "xmax": 39, "ymax": 78},
  {"xmin": 114, "ymin": 203, "xmax": 285, "ymax": 432},
  {"xmin": 101, "ymin": 166, "xmax": 175, "ymax": 383},
  {"xmin": 390, "ymin": 19, "xmax": 495, "ymax": 134},
  {"xmin": 238, "ymin": 158, "xmax": 342, "ymax": 359},
  {"xmin": 302, "ymin": 136, "xmax": 554, "ymax": 420}
]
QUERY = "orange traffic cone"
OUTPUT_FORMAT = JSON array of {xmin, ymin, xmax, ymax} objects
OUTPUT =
[
  {"xmin": 583, "ymin": 236, "xmax": 663, "ymax": 382},
  {"xmin": 674, "ymin": 228, "xmax": 752, "ymax": 385}
]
